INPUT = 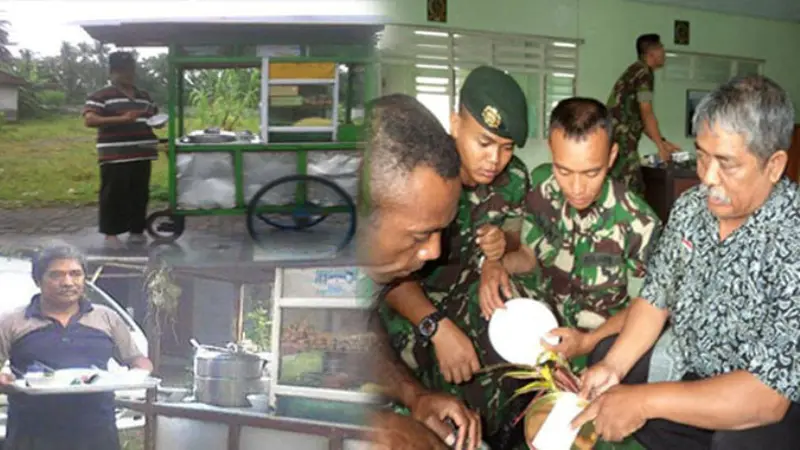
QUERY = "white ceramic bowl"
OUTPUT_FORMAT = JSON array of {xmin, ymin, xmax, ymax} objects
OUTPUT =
[
  {"xmin": 246, "ymin": 394, "xmax": 270, "ymax": 412},
  {"xmin": 488, "ymin": 298, "xmax": 559, "ymax": 366},
  {"xmin": 146, "ymin": 113, "xmax": 169, "ymax": 127}
]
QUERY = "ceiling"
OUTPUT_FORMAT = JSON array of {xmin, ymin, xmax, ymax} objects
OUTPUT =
[{"xmin": 629, "ymin": 0, "xmax": 800, "ymax": 22}]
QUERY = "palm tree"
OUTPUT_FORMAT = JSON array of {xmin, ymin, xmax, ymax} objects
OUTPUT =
[{"xmin": 0, "ymin": 19, "xmax": 12, "ymax": 63}]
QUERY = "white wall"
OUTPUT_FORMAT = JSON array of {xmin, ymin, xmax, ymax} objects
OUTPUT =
[
  {"xmin": 380, "ymin": 0, "xmax": 800, "ymax": 171},
  {"xmin": 0, "ymin": 86, "xmax": 19, "ymax": 120}
]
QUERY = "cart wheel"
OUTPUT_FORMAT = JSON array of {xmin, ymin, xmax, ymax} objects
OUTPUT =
[
  {"xmin": 246, "ymin": 174, "xmax": 357, "ymax": 251},
  {"xmin": 145, "ymin": 210, "xmax": 186, "ymax": 243}
]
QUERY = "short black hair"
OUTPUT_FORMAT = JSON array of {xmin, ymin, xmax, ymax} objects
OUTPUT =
[
  {"xmin": 359, "ymin": 94, "xmax": 460, "ymax": 218},
  {"xmin": 548, "ymin": 97, "xmax": 612, "ymax": 142},
  {"xmin": 109, "ymin": 51, "xmax": 135, "ymax": 73},
  {"xmin": 31, "ymin": 242, "xmax": 87, "ymax": 284},
  {"xmin": 636, "ymin": 34, "xmax": 662, "ymax": 59}
]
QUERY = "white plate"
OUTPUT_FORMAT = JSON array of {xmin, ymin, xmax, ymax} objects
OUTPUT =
[
  {"xmin": 146, "ymin": 113, "xmax": 168, "ymax": 127},
  {"xmin": 488, "ymin": 298, "xmax": 559, "ymax": 366}
]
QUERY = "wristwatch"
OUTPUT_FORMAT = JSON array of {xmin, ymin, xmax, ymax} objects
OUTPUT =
[{"xmin": 417, "ymin": 310, "xmax": 446, "ymax": 345}]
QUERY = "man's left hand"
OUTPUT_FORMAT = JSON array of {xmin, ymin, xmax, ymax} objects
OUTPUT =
[
  {"xmin": 476, "ymin": 225, "xmax": 506, "ymax": 261},
  {"xmin": 411, "ymin": 392, "xmax": 482, "ymax": 450},
  {"xmin": 571, "ymin": 384, "xmax": 649, "ymax": 442}
]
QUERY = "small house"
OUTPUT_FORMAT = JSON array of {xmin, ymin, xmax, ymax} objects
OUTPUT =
[{"xmin": 0, "ymin": 70, "xmax": 25, "ymax": 122}]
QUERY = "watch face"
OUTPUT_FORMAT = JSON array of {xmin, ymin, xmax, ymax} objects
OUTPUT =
[{"xmin": 419, "ymin": 317, "xmax": 437, "ymax": 337}]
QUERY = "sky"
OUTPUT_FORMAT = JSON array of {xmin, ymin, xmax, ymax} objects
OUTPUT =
[{"xmin": 3, "ymin": 0, "xmax": 385, "ymax": 58}]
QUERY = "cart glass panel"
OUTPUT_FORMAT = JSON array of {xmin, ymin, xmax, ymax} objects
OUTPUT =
[{"xmin": 278, "ymin": 307, "xmax": 377, "ymax": 391}]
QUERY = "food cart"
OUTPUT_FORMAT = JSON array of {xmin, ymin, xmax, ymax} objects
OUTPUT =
[
  {"xmin": 77, "ymin": 16, "xmax": 386, "ymax": 450},
  {"xmin": 108, "ymin": 261, "xmax": 382, "ymax": 450},
  {"xmin": 81, "ymin": 16, "xmax": 384, "ymax": 252}
]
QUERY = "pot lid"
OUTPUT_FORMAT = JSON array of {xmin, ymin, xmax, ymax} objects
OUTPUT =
[
  {"xmin": 187, "ymin": 127, "xmax": 238, "ymax": 137},
  {"xmin": 192, "ymin": 340, "xmax": 264, "ymax": 361}
]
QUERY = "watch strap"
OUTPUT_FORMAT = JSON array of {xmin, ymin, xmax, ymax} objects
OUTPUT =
[{"xmin": 417, "ymin": 310, "xmax": 446, "ymax": 344}]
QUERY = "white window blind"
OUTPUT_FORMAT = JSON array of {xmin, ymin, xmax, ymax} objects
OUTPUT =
[
  {"xmin": 378, "ymin": 25, "xmax": 580, "ymax": 140},
  {"xmin": 664, "ymin": 52, "xmax": 763, "ymax": 84}
]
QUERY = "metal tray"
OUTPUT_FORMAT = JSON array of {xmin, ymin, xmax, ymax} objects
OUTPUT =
[{"xmin": 10, "ymin": 377, "xmax": 160, "ymax": 395}]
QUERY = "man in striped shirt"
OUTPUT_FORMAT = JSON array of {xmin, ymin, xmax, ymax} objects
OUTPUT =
[{"xmin": 83, "ymin": 51, "xmax": 161, "ymax": 249}]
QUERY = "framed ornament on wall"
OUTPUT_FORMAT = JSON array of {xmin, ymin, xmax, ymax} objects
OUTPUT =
[
  {"xmin": 674, "ymin": 20, "xmax": 690, "ymax": 46},
  {"xmin": 427, "ymin": 0, "xmax": 447, "ymax": 23}
]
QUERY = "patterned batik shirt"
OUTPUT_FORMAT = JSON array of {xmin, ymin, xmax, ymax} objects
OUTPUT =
[
  {"xmin": 643, "ymin": 179, "xmax": 800, "ymax": 402},
  {"xmin": 606, "ymin": 60, "xmax": 656, "ymax": 195},
  {"xmin": 519, "ymin": 164, "xmax": 662, "ymax": 330}
]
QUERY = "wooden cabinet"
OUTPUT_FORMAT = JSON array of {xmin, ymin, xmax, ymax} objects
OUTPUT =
[
  {"xmin": 641, "ymin": 164, "xmax": 701, "ymax": 223},
  {"xmin": 785, "ymin": 125, "xmax": 800, "ymax": 182},
  {"xmin": 643, "ymin": 125, "xmax": 800, "ymax": 222}
]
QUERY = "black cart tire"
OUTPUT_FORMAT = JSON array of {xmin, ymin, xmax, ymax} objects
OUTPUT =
[
  {"xmin": 245, "ymin": 174, "xmax": 357, "ymax": 252},
  {"xmin": 145, "ymin": 210, "xmax": 186, "ymax": 243}
]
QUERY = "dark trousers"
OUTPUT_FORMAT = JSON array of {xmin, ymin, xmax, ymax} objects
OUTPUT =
[
  {"xmin": 99, "ymin": 160, "xmax": 152, "ymax": 236},
  {"xmin": 4, "ymin": 426, "xmax": 120, "ymax": 450},
  {"xmin": 589, "ymin": 336, "xmax": 800, "ymax": 450}
]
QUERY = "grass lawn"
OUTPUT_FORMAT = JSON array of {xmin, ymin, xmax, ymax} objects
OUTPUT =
[{"xmin": 0, "ymin": 114, "xmax": 261, "ymax": 208}]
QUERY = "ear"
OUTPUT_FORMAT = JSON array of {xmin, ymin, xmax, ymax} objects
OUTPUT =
[
  {"xmin": 609, "ymin": 142, "xmax": 619, "ymax": 169},
  {"xmin": 449, "ymin": 111, "xmax": 460, "ymax": 139},
  {"xmin": 767, "ymin": 149, "xmax": 788, "ymax": 183}
]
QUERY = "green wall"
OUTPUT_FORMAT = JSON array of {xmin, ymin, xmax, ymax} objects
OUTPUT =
[{"xmin": 382, "ymin": 0, "xmax": 800, "ymax": 170}]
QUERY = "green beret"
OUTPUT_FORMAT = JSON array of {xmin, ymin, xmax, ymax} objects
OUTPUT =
[{"xmin": 459, "ymin": 65, "xmax": 529, "ymax": 147}]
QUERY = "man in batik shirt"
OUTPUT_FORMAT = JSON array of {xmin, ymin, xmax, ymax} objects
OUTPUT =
[
  {"xmin": 378, "ymin": 65, "xmax": 532, "ymax": 447},
  {"xmin": 577, "ymin": 75, "xmax": 800, "ymax": 450}
]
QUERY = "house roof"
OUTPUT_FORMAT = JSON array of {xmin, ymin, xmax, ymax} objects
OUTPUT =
[
  {"xmin": 0, "ymin": 71, "xmax": 26, "ymax": 87},
  {"xmin": 78, "ymin": 16, "xmax": 385, "ymax": 47}
]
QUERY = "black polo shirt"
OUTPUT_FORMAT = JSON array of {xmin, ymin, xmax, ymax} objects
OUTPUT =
[{"xmin": 0, "ymin": 295, "xmax": 143, "ymax": 438}]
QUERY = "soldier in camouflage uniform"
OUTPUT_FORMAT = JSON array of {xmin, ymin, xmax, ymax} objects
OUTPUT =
[
  {"xmin": 480, "ymin": 97, "xmax": 662, "ymax": 365},
  {"xmin": 377, "ymin": 66, "xmax": 533, "ymax": 447},
  {"xmin": 606, "ymin": 33, "xmax": 680, "ymax": 196}
]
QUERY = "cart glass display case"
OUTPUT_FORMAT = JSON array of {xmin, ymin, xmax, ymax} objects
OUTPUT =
[{"xmin": 270, "ymin": 266, "xmax": 382, "ymax": 425}]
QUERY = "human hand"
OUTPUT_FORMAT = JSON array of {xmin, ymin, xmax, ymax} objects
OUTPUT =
[
  {"xmin": 370, "ymin": 411, "xmax": 449, "ymax": 450},
  {"xmin": 571, "ymin": 384, "xmax": 649, "ymax": 442},
  {"xmin": 478, "ymin": 260, "xmax": 512, "ymax": 320},
  {"xmin": 476, "ymin": 225, "xmax": 506, "ymax": 261},
  {"xmin": 432, "ymin": 319, "xmax": 481, "ymax": 384},
  {"xmin": 120, "ymin": 110, "xmax": 145, "ymax": 123},
  {"xmin": 579, "ymin": 360, "xmax": 622, "ymax": 401},
  {"xmin": 541, "ymin": 327, "xmax": 591, "ymax": 360},
  {"xmin": 658, "ymin": 140, "xmax": 680, "ymax": 162},
  {"xmin": 411, "ymin": 392, "xmax": 482, "ymax": 450},
  {"xmin": 0, "ymin": 373, "xmax": 15, "ymax": 386}
]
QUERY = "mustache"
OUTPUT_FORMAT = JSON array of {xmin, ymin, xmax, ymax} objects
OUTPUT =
[{"xmin": 700, "ymin": 185, "xmax": 731, "ymax": 204}]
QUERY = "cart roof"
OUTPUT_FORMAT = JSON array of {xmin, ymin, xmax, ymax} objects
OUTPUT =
[{"xmin": 78, "ymin": 16, "xmax": 386, "ymax": 47}]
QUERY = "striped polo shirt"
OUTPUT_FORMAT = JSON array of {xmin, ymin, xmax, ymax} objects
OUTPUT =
[
  {"xmin": 0, "ymin": 295, "xmax": 144, "ymax": 437},
  {"xmin": 83, "ymin": 84, "xmax": 160, "ymax": 164}
]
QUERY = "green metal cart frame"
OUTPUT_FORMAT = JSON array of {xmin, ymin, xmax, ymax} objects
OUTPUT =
[{"xmin": 80, "ymin": 18, "xmax": 385, "ymax": 250}]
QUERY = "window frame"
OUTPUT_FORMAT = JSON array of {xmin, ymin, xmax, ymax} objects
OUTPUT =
[
  {"xmin": 377, "ymin": 25, "xmax": 581, "ymax": 141},
  {"xmin": 663, "ymin": 51, "xmax": 764, "ymax": 84}
]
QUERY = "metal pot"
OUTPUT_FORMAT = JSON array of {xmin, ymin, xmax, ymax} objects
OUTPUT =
[
  {"xmin": 191, "ymin": 340, "xmax": 267, "ymax": 407},
  {"xmin": 180, "ymin": 128, "xmax": 238, "ymax": 144}
]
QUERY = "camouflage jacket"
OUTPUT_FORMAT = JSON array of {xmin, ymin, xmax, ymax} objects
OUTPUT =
[
  {"xmin": 607, "ymin": 60, "xmax": 655, "ymax": 145},
  {"xmin": 606, "ymin": 60, "xmax": 655, "ymax": 194},
  {"xmin": 419, "ymin": 155, "xmax": 531, "ymax": 299},
  {"xmin": 377, "ymin": 155, "xmax": 532, "ymax": 438},
  {"xmin": 519, "ymin": 164, "xmax": 662, "ymax": 330}
]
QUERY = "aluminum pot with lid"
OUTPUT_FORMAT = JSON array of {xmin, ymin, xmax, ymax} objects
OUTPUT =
[
  {"xmin": 180, "ymin": 128, "xmax": 238, "ymax": 144},
  {"xmin": 191, "ymin": 339, "xmax": 267, "ymax": 407}
]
